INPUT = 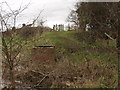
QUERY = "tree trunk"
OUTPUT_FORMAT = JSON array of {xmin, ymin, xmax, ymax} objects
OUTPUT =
[{"xmin": 9, "ymin": 66, "xmax": 15, "ymax": 88}]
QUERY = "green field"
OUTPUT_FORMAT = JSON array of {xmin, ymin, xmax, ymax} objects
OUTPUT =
[{"xmin": 39, "ymin": 31, "xmax": 117, "ymax": 63}]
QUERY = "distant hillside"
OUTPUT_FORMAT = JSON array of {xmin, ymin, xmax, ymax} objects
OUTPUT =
[{"xmin": 2, "ymin": 26, "xmax": 52, "ymax": 39}]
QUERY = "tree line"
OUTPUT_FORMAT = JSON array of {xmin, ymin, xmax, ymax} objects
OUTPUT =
[{"xmin": 68, "ymin": 2, "xmax": 120, "ymax": 40}]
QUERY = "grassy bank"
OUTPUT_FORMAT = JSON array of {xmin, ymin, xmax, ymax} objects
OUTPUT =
[{"xmin": 3, "ymin": 30, "xmax": 118, "ymax": 88}]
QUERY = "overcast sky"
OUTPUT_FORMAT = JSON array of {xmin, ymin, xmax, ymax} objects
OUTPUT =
[
  {"xmin": 0, "ymin": 0, "xmax": 78, "ymax": 28},
  {"xmin": 1, "ymin": 0, "xmax": 119, "ymax": 28}
]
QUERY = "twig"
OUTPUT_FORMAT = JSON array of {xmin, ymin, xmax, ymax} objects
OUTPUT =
[
  {"xmin": 105, "ymin": 33, "xmax": 114, "ymax": 40},
  {"xmin": 31, "ymin": 70, "xmax": 45, "ymax": 76},
  {"xmin": 35, "ymin": 75, "xmax": 48, "ymax": 87}
]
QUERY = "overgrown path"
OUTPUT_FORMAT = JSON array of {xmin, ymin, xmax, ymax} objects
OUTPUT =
[
  {"xmin": 12, "ymin": 30, "xmax": 118, "ymax": 88},
  {"xmin": 43, "ymin": 31, "xmax": 117, "ymax": 56}
]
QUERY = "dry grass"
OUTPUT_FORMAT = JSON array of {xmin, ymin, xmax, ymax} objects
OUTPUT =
[
  {"xmin": 12, "ymin": 55, "xmax": 117, "ymax": 88},
  {"xmin": 2, "ymin": 30, "xmax": 118, "ymax": 88}
]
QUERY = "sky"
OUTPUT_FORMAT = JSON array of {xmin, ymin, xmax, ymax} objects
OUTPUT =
[
  {"xmin": 0, "ymin": 0, "xmax": 78, "ymax": 28},
  {"xmin": 0, "ymin": 0, "xmax": 119, "ymax": 28}
]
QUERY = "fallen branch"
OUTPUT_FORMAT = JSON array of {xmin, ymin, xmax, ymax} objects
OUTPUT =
[
  {"xmin": 35, "ymin": 75, "xmax": 48, "ymax": 87},
  {"xmin": 105, "ymin": 33, "xmax": 114, "ymax": 40},
  {"xmin": 31, "ymin": 70, "xmax": 45, "ymax": 76}
]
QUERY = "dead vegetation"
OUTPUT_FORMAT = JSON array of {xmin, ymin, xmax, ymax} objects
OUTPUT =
[
  {"xmin": 2, "ymin": 30, "xmax": 118, "ymax": 89},
  {"xmin": 8, "ymin": 56, "xmax": 117, "ymax": 88}
]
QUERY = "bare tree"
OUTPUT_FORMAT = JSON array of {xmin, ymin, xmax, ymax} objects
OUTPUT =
[
  {"xmin": 26, "ymin": 9, "xmax": 44, "ymax": 27},
  {"xmin": 67, "ymin": 10, "xmax": 78, "ymax": 25},
  {"xmin": 67, "ymin": 10, "xmax": 79, "ymax": 29},
  {"xmin": 0, "ymin": 1, "xmax": 30, "ymax": 28},
  {"xmin": 0, "ymin": 1, "xmax": 31, "ymax": 88},
  {"xmin": 0, "ymin": 1, "xmax": 45, "ymax": 87}
]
